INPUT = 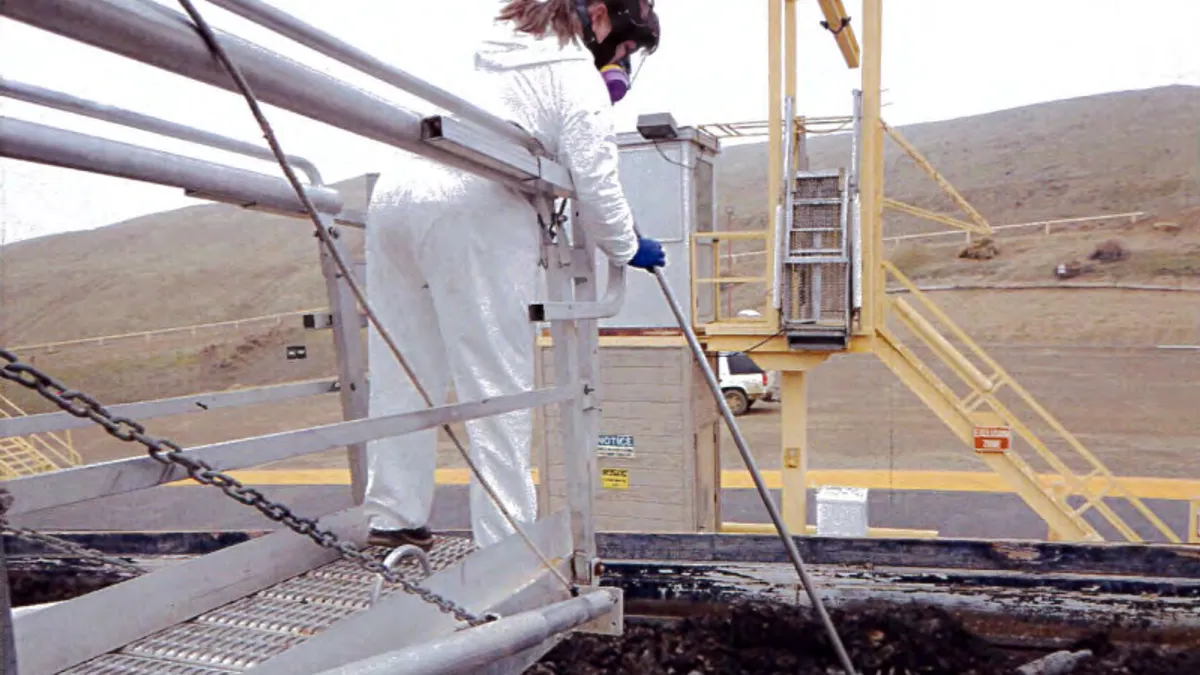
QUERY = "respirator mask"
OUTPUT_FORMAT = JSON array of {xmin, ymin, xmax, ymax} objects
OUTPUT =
[{"xmin": 576, "ymin": 0, "xmax": 660, "ymax": 104}]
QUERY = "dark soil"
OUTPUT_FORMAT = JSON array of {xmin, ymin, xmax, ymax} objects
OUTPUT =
[
  {"xmin": 1069, "ymin": 632, "xmax": 1200, "ymax": 675},
  {"xmin": 530, "ymin": 600, "xmax": 1200, "ymax": 675}
]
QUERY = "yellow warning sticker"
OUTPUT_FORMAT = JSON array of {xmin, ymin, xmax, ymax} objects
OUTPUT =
[
  {"xmin": 601, "ymin": 468, "xmax": 629, "ymax": 490},
  {"xmin": 783, "ymin": 447, "xmax": 802, "ymax": 469}
]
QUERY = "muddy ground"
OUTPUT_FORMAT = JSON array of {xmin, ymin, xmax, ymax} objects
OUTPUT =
[{"xmin": 529, "ymin": 601, "xmax": 1200, "ymax": 675}]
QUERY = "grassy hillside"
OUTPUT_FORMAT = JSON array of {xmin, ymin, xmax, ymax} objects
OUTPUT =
[
  {"xmin": 718, "ymin": 85, "xmax": 1200, "ymax": 234},
  {"xmin": 1, "ymin": 86, "xmax": 1197, "ymax": 346}
]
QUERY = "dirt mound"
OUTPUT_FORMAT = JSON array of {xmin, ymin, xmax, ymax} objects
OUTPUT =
[
  {"xmin": 531, "ymin": 600, "xmax": 1200, "ymax": 675},
  {"xmin": 1068, "ymin": 633, "xmax": 1200, "ymax": 675},
  {"xmin": 1089, "ymin": 239, "xmax": 1130, "ymax": 262},
  {"xmin": 532, "ymin": 601, "xmax": 1021, "ymax": 675},
  {"xmin": 960, "ymin": 237, "xmax": 1000, "ymax": 260}
]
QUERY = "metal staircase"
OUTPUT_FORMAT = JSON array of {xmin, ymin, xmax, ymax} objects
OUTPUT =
[
  {"xmin": 875, "ymin": 261, "xmax": 1182, "ymax": 544},
  {"xmin": 0, "ymin": 393, "xmax": 80, "ymax": 479},
  {"xmin": 779, "ymin": 169, "xmax": 854, "ymax": 350}
]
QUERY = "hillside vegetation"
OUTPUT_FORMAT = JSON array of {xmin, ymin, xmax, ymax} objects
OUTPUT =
[{"xmin": 1, "ymin": 86, "xmax": 1197, "ymax": 346}]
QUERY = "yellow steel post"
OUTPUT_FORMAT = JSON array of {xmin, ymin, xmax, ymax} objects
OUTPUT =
[
  {"xmin": 785, "ymin": 0, "xmax": 798, "ymax": 124},
  {"xmin": 1190, "ymin": 497, "xmax": 1199, "ymax": 544},
  {"xmin": 766, "ymin": 0, "xmax": 783, "ymax": 326},
  {"xmin": 859, "ymin": 0, "xmax": 884, "ymax": 335},
  {"xmin": 780, "ymin": 370, "xmax": 809, "ymax": 531}
]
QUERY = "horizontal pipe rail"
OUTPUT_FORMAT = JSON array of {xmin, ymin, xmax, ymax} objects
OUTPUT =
[
  {"xmin": 4, "ymin": 386, "xmax": 576, "ymax": 516},
  {"xmin": 207, "ymin": 0, "xmax": 536, "ymax": 151},
  {"xmin": 0, "ymin": 0, "xmax": 574, "ymax": 197},
  {"xmin": 0, "ymin": 76, "xmax": 325, "ymax": 184},
  {"xmin": 0, "ymin": 379, "xmax": 337, "ymax": 437},
  {"xmin": 0, "ymin": 116, "xmax": 345, "ymax": 216},
  {"xmin": 315, "ymin": 590, "xmax": 617, "ymax": 675}
]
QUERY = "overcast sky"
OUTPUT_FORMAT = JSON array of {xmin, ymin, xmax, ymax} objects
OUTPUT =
[{"xmin": 1, "ymin": 0, "xmax": 1197, "ymax": 244}]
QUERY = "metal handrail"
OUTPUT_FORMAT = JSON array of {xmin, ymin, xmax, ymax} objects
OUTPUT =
[
  {"xmin": 0, "ymin": 76, "xmax": 325, "ymax": 185},
  {"xmin": 206, "ymin": 0, "xmax": 539, "ymax": 153}
]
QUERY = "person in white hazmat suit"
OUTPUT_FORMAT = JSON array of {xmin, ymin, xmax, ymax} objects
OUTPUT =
[{"xmin": 363, "ymin": 0, "xmax": 665, "ymax": 550}]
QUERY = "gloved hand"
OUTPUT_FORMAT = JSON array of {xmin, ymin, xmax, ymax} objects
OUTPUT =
[{"xmin": 628, "ymin": 235, "xmax": 666, "ymax": 271}]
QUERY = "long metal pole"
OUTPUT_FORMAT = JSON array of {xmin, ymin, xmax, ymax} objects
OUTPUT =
[
  {"xmin": 206, "ymin": 0, "xmax": 537, "ymax": 151},
  {"xmin": 649, "ymin": 265, "xmax": 857, "ymax": 674},
  {"xmin": 0, "ymin": 77, "xmax": 324, "ymax": 184},
  {"xmin": 0, "ymin": 117, "xmax": 345, "ymax": 216},
  {"xmin": 0, "ymin": 0, "xmax": 569, "ymax": 197},
  {"xmin": 313, "ymin": 590, "xmax": 617, "ymax": 675},
  {"xmin": 1, "ymin": 489, "xmax": 17, "ymax": 675}
]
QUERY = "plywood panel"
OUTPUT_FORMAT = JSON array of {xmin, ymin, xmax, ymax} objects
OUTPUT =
[{"xmin": 536, "ymin": 344, "xmax": 716, "ymax": 534}]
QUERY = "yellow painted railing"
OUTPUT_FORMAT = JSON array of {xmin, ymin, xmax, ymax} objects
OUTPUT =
[
  {"xmin": 0, "ymin": 392, "xmax": 81, "ymax": 478},
  {"xmin": 879, "ymin": 260, "xmax": 1181, "ymax": 544}
]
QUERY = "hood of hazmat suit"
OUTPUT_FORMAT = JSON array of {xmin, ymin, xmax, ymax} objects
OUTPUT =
[{"xmin": 362, "ymin": 25, "xmax": 639, "ymax": 548}]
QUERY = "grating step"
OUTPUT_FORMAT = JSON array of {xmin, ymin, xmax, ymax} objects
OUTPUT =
[
  {"xmin": 62, "ymin": 654, "xmax": 236, "ymax": 674},
  {"xmin": 121, "ymin": 623, "xmax": 302, "ymax": 671},
  {"xmin": 68, "ymin": 536, "xmax": 476, "ymax": 674}
]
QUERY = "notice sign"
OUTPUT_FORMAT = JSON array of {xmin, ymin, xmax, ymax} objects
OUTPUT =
[
  {"xmin": 601, "ymin": 468, "xmax": 629, "ymax": 490},
  {"xmin": 598, "ymin": 434, "xmax": 635, "ymax": 459},
  {"xmin": 973, "ymin": 426, "xmax": 1012, "ymax": 453}
]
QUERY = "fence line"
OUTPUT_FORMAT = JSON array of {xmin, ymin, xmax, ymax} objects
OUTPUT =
[
  {"xmin": 717, "ymin": 211, "xmax": 1147, "ymax": 260},
  {"xmin": 885, "ymin": 281, "xmax": 1200, "ymax": 294},
  {"xmin": 10, "ymin": 308, "xmax": 323, "ymax": 353},
  {"xmin": 883, "ymin": 211, "xmax": 1145, "ymax": 245}
]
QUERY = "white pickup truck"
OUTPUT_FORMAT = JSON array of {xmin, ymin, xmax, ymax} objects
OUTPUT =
[{"xmin": 717, "ymin": 351, "xmax": 777, "ymax": 416}]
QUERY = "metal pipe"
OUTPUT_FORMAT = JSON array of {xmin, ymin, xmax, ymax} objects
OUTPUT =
[
  {"xmin": 0, "ymin": 76, "xmax": 324, "ymax": 185},
  {"xmin": 648, "ymin": 264, "xmax": 858, "ymax": 674},
  {"xmin": 0, "ymin": 117, "xmax": 345, "ymax": 216},
  {"xmin": 0, "ymin": 0, "xmax": 572, "ymax": 197},
  {"xmin": 314, "ymin": 590, "xmax": 617, "ymax": 675},
  {"xmin": 3, "ymin": 384, "xmax": 576, "ymax": 517},
  {"xmin": 1, "ymin": 490, "xmax": 17, "ymax": 675},
  {"xmin": 206, "ymin": 0, "xmax": 536, "ymax": 152}
]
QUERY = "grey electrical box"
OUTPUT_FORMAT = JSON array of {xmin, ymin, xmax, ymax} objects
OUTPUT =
[{"xmin": 587, "ymin": 124, "xmax": 720, "ymax": 329}]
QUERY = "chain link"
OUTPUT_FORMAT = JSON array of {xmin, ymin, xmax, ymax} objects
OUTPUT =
[{"xmin": 0, "ymin": 349, "xmax": 487, "ymax": 626}]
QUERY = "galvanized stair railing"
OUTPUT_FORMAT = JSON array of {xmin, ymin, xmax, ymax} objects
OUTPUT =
[
  {"xmin": 0, "ymin": 0, "xmax": 631, "ymax": 673},
  {"xmin": 0, "ymin": 392, "xmax": 80, "ymax": 479},
  {"xmin": 875, "ymin": 261, "xmax": 1181, "ymax": 544}
]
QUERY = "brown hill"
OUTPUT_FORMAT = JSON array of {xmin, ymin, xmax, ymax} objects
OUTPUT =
[{"xmin": 1, "ymin": 86, "xmax": 1197, "ymax": 346}]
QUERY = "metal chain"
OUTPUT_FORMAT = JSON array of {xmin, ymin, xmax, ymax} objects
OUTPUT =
[{"xmin": 0, "ymin": 349, "xmax": 487, "ymax": 627}]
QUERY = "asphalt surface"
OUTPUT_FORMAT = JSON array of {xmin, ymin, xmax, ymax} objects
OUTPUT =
[{"xmin": 8, "ymin": 484, "xmax": 1191, "ymax": 544}]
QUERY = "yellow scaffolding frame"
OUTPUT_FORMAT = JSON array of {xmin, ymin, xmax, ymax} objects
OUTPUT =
[{"xmin": 699, "ymin": 0, "xmax": 1183, "ymax": 543}]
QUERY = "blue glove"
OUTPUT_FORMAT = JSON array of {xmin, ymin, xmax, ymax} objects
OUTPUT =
[{"xmin": 628, "ymin": 235, "xmax": 666, "ymax": 271}]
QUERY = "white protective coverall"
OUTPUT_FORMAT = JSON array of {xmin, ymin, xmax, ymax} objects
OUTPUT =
[{"xmin": 363, "ymin": 27, "xmax": 640, "ymax": 547}]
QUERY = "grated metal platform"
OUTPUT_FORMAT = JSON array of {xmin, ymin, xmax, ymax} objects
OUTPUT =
[{"xmin": 61, "ymin": 537, "xmax": 476, "ymax": 674}]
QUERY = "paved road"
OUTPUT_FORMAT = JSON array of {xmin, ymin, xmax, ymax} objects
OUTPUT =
[{"xmin": 9, "ymin": 484, "xmax": 1191, "ymax": 544}]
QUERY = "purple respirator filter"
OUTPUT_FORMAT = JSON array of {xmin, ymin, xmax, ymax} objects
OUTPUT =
[{"xmin": 600, "ymin": 64, "xmax": 630, "ymax": 103}]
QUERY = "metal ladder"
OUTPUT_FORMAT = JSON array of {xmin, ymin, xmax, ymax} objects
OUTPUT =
[{"xmin": 779, "ymin": 170, "xmax": 854, "ymax": 350}]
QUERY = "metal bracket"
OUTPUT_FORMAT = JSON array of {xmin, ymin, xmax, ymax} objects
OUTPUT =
[
  {"xmin": 370, "ymin": 545, "xmax": 433, "ymax": 606},
  {"xmin": 303, "ymin": 312, "xmax": 367, "ymax": 330},
  {"xmin": 573, "ymin": 586, "xmax": 623, "ymax": 636},
  {"xmin": 528, "ymin": 264, "xmax": 627, "ymax": 322}
]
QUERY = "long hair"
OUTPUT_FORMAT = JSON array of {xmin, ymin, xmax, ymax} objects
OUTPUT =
[{"xmin": 495, "ymin": 0, "xmax": 589, "ymax": 47}]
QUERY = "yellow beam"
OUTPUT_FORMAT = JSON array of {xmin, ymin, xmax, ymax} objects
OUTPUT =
[
  {"xmin": 859, "ymin": 0, "xmax": 884, "ymax": 334},
  {"xmin": 883, "ymin": 197, "xmax": 989, "ymax": 235},
  {"xmin": 816, "ymin": 0, "xmax": 861, "ymax": 68},
  {"xmin": 766, "ymin": 0, "xmax": 783, "ymax": 323},
  {"xmin": 780, "ymin": 370, "xmax": 808, "ymax": 530},
  {"xmin": 882, "ymin": 122, "xmax": 994, "ymax": 236},
  {"xmin": 1190, "ymin": 498, "xmax": 1200, "ymax": 544}
]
